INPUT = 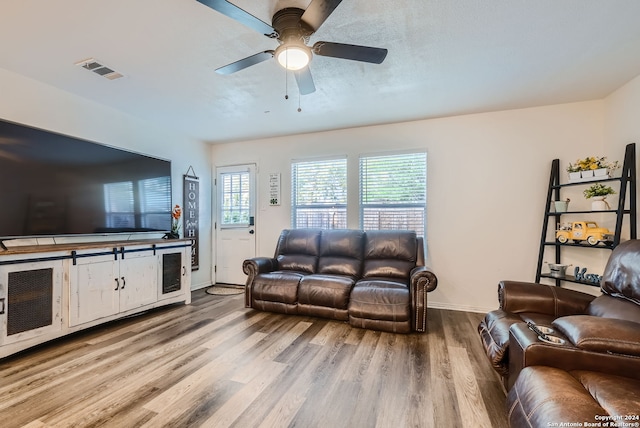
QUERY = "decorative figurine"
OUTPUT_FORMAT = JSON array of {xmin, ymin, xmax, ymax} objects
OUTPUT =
[{"xmin": 556, "ymin": 221, "xmax": 614, "ymax": 246}]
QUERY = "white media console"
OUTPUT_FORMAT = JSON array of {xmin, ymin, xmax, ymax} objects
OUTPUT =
[{"xmin": 0, "ymin": 239, "xmax": 192, "ymax": 359}]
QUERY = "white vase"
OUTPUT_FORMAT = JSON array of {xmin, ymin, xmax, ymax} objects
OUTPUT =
[
  {"xmin": 568, "ymin": 172, "xmax": 581, "ymax": 182},
  {"xmin": 593, "ymin": 168, "xmax": 608, "ymax": 178},
  {"xmin": 591, "ymin": 196, "xmax": 610, "ymax": 211},
  {"xmin": 581, "ymin": 170, "xmax": 594, "ymax": 179}
]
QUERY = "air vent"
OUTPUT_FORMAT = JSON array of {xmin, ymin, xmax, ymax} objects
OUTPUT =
[{"xmin": 75, "ymin": 58, "xmax": 124, "ymax": 80}]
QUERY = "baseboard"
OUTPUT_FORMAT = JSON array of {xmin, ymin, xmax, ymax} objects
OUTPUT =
[
  {"xmin": 427, "ymin": 301, "xmax": 495, "ymax": 314},
  {"xmin": 191, "ymin": 282, "xmax": 213, "ymax": 291}
]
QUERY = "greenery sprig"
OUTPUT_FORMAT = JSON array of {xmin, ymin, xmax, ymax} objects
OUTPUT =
[{"xmin": 583, "ymin": 183, "xmax": 616, "ymax": 199}]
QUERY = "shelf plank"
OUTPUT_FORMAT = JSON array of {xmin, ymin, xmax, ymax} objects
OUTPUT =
[
  {"xmin": 552, "ymin": 177, "xmax": 620, "ymax": 188},
  {"xmin": 543, "ymin": 241, "xmax": 614, "ymax": 249},
  {"xmin": 539, "ymin": 273, "xmax": 602, "ymax": 288},
  {"xmin": 546, "ymin": 210, "xmax": 620, "ymax": 215}
]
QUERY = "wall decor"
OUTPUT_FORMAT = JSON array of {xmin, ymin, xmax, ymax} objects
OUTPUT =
[
  {"xmin": 184, "ymin": 166, "xmax": 199, "ymax": 271},
  {"xmin": 269, "ymin": 173, "xmax": 281, "ymax": 206},
  {"xmin": 574, "ymin": 266, "xmax": 602, "ymax": 284}
]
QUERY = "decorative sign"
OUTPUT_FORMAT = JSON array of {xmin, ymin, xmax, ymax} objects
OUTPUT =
[
  {"xmin": 574, "ymin": 266, "xmax": 601, "ymax": 284},
  {"xmin": 269, "ymin": 173, "xmax": 280, "ymax": 206},
  {"xmin": 183, "ymin": 167, "xmax": 199, "ymax": 271}
]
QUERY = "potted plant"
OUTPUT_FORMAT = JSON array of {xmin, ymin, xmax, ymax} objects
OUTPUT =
[
  {"xmin": 583, "ymin": 183, "xmax": 616, "ymax": 210},
  {"xmin": 165, "ymin": 204, "xmax": 182, "ymax": 239},
  {"xmin": 569, "ymin": 156, "xmax": 620, "ymax": 181},
  {"xmin": 566, "ymin": 163, "xmax": 582, "ymax": 181}
]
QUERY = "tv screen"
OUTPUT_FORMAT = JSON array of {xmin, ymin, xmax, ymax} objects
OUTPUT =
[{"xmin": 0, "ymin": 119, "xmax": 172, "ymax": 238}]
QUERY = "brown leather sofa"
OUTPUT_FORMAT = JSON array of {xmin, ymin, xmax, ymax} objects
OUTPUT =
[
  {"xmin": 242, "ymin": 229, "xmax": 437, "ymax": 333},
  {"xmin": 478, "ymin": 240, "xmax": 640, "ymax": 426}
]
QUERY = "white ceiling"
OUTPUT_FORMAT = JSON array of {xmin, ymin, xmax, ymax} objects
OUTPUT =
[{"xmin": 2, "ymin": 0, "xmax": 640, "ymax": 144}]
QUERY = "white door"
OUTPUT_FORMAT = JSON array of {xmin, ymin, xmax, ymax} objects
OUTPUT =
[{"xmin": 216, "ymin": 164, "xmax": 256, "ymax": 285}]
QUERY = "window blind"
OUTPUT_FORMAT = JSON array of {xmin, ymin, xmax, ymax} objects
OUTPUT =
[
  {"xmin": 359, "ymin": 152, "xmax": 427, "ymax": 237},
  {"xmin": 292, "ymin": 158, "xmax": 347, "ymax": 229},
  {"xmin": 220, "ymin": 171, "xmax": 250, "ymax": 225}
]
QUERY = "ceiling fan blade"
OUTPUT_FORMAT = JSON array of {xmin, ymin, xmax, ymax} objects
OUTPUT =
[
  {"xmin": 313, "ymin": 41, "xmax": 388, "ymax": 64},
  {"xmin": 294, "ymin": 67, "xmax": 316, "ymax": 95},
  {"xmin": 215, "ymin": 51, "xmax": 274, "ymax": 75},
  {"xmin": 196, "ymin": 0, "xmax": 276, "ymax": 37},
  {"xmin": 300, "ymin": 0, "xmax": 343, "ymax": 32}
]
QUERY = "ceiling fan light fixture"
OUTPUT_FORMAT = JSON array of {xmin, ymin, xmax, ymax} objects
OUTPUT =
[{"xmin": 276, "ymin": 44, "xmax": 311, "ymax": 70}]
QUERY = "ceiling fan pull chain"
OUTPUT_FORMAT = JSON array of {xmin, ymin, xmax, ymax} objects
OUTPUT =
[
  {"xmin": 298, "ymin": 91, "xmax": 302, "ymax": 112},
  {"xmin": 285, "ymin": 68, "xmax": 289, "ymax": 100}
]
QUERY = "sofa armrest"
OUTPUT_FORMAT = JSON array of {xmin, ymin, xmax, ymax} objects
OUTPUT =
[
  {"xmin": 242, "ymin": 257, "xmax": 277, "ymax": 307},
  {"xmin": 410, "ymin": 266, "xmax": 438, "ymax": 332},
  {"xmin": 242, "ymin": 257, "xmax": 277, "ymax": 284},
  {"xmin": 410, "ymin": 266, "xmax": 437, "ymax": 292},
  {"xmin": 499, "ymin": 280, "xmax": 596, "ymax": 316},
  {"xmin": 553, "ymin": 315, "xmax": 640, "ymax": 357}
]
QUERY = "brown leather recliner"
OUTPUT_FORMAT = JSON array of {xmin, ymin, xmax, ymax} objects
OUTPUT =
[
  {"xmin": 243, "ymin": 228, "xmax": 438, "ymax": 333},
  {"xmin": 478, "ymin": 281, "xmax": 596, "ymax": 378},
  {"xmin": 479, "ymin": 240, "xmax": 640, "ymax": 385},
  {"xmin": 478, "ymin": 240, "xmax": 640, "ymax": 426}
]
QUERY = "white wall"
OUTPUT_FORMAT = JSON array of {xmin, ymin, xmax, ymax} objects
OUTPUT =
[
  {"xmin": 211, "ymin": 101, "xmax": 605, "ymax": 312},
  {"xmin": 0, "ymin": 67, "xmax": 213, "ymax": 290},
  {"xmin": 602, "ymin": 74, "xmax": 640, "ymax": 265},
  {"xmin": 605, "ymin": 74, "xmax": 640, "ymax": 156}
]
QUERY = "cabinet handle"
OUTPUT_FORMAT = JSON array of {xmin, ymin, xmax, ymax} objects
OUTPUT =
[
  {"xmin": 121, "ymin": 277, "xmax": 126, "ymax": 289},
  {"xmin": 114, "ymin": 278, "xmax": 120, "ymax": 291},
  {"xmin": 0, "ymin": 298, "xmax": 4, "ymax": 315},
  {"xmin": 183, "ymin": 266, "xmax": 186, "ymax": 276}
]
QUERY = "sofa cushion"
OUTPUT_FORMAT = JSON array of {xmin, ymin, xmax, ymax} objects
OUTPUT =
[
  {"xmin": 601, "ymin": 239, "xmax": 640, "ymax": 306},
  {"xmin": 478, "ymin": 310, "xmax": 528, "ymax": 376},
  {"xmin": 507, "ymin": 366, "xmax": 640, "ymax": 427},
  {"xmin": 572, "ymin": 370, "xmax": 640, "ymax": 417},
  {"xmin": 587, "ymin": 294, "xmax": 640, "ymax": 323},
  {"xmin": 553, "ymin": 315, "xmax": 640, "ymax": 356},
  {"xmin": 349, "ymin": 279, "xmax": 410, "ymax": 322},
  {"xmin": 317, "ymin": 229, "xmax": 364, "ymax": 277},
  {"xmin": 252, "ymin": 271, "xmax": 304, "ymax": 304},
  {"xmin": 298, "ymin": 274, "xmax": 355, "ymax": 309},
  {"xmin": 362, "ymin": 230, "xmax": 417, "ymax": 280},
  {"xmin": 275, "ymin": 229, "xmax": 321, "ymax": 273}
]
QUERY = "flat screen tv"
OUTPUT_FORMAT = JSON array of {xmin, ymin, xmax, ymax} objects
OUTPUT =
[{"xmin": 0, "ymin": 118, "xmax": 172, "ymax": 239}]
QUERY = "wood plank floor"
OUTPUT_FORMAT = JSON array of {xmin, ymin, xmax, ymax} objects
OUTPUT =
[{"xmin": 0, "ymin": 290, "xmax": 508, "ymax": 428}]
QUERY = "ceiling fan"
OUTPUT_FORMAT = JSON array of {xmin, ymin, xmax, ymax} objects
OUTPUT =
[{"xmin": 196, "ymin": 0, "xmax": 388, "ymax": 95}]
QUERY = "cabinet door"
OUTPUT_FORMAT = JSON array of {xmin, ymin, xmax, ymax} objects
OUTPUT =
[
  {"xmin": 157, "ymin": 247, "xmax": 191, "ymax": 302},
  {"xmin": 69, "ymin": 256, "xmax": 119, "ymax": 327},
  {"xmin": 119, "ymin": 252, "xmax": 158, "ymax": 312},
  {"xmin": 0, "ymin": 260, "xmax": 63, "ymax": 346}
]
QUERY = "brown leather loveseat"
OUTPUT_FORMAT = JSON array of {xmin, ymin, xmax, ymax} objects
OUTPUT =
[
  {"xmin": 478, "ymin": 240, "xmax": 640, "ymax": 426},
  {"xmin": 242, "ymin": 228, "xmax": 437, "ymax": 333}
]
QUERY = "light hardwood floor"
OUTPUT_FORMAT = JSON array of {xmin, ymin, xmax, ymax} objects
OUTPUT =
[{"xmin": 0, "ymin": 289, "xmax": 508, "ymax": 428}]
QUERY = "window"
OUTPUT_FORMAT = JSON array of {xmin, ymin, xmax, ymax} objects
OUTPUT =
[
  {"xmin": 220, "ymin": 171, "xmax": 251, "ymax": 226},
  {"xmin": 292, "ymin": 158, "xmax": 347, "ymax": 229},
  {"xmin": 359, "ymin": 152, "xmax": 427, "ymax": 237}
]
